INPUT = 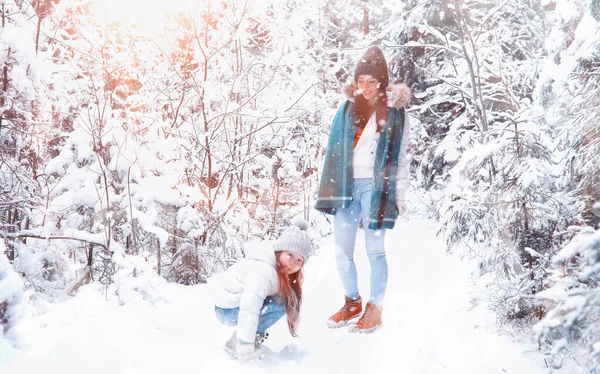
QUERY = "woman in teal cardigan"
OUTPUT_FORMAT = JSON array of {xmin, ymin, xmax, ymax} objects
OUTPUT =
[{"xmin": 315, "ymin": 46, "xmax": 411, "ymax": 333}]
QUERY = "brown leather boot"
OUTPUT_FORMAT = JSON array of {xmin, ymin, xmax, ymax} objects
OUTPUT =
[
  {"xmin": 327, "ymin": 296, "xmax": 363, "ymax": 328},
  {"xmin": 352, "ymin": 302, "xmax": 382, "ymax": 333}
]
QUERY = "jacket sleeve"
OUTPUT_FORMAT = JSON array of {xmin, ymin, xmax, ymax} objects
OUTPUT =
[
  {"xmin": 395, "ymin": 112, "xmax": 411, "ymax": 204},
  {"xmin": 236, "ymin": 265, "xmax": 276, "ymax": 344}
]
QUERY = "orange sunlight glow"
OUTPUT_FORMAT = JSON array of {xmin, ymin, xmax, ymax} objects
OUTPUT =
[{"xmin": 100, "ymin": 0, "xmax": 194, "ymax": 35}]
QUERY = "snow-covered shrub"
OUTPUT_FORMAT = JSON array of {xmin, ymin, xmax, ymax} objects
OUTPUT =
[
  {"xmin": 535, "ymin": 216, "xmax": 600, "ymax": 371},
  {"xmin": 0, "ymin": 241, "xmax": 27, "ymax": 336}
]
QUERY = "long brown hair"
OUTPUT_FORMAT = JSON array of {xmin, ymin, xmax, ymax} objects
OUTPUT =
[
  {"xmin": 354, "ymin": 89, "xmax": 389, "ymax": 133},
  {"xmin": 275, "ymin": 259, "xmax": 303, "ymax": 337}
]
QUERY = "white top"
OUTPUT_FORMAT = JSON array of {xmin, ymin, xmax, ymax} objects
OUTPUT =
[{"xmin": 353, "ymin": 112, "xmax": 411, "ymax": 204}]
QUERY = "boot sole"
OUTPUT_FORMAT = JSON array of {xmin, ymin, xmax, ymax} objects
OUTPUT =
[
  {"xmin": 327, "ymin": 315, "xmax": 361, "ymax": 328},
  {"xmin": 223, "ymin": 344, "xmax": 237, "ymax": 359},
  {"xmin": 348, "ymin": 323, "xmax": 382, "ymax": 333},
  {"xmin": 224, "ymin": 344, "xmax": 270, "ymax": 361}
]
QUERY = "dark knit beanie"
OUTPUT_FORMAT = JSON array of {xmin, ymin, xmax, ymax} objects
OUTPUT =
[{"xmin": 353, "ymin": 46, "xmax": 389, "ymax": 89}]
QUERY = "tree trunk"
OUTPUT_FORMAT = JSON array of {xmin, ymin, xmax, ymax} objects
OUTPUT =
[
  {"xmin": 452, "ymin": 0, "xmax": 488, "ymax": 133},
  {"xmin": 157, "ymin": 237, "xmax": 161, "ymax": 276},
  {"xmin": 362, "ymin": 2, "xmax": 369, "ymax": 35},
  {"xmin": 35, "ymin": 10, "xmax": 43, "ymax": 55},
  {"xmin": 6, "ymin": 208, "xmax": 14, "ymax": 262}
]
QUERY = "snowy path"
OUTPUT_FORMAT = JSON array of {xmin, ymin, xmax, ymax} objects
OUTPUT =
[{"xmin": 1, "ymin": 219, "xmax": 553, "ymax": 374}]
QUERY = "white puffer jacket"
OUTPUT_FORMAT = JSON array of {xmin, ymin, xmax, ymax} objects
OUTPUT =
[{"xmin": 209, "ymin": 241, "xmax": 279, "ymax": 344}]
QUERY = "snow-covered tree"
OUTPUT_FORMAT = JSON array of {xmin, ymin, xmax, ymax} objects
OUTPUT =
[
  {"xmin": 535, "ymin": 207, "xmax": 600, "ymax": 370},
  {"xmin": 0, "ymin": 0, "xmax": 56, "ymax": 292},
  {"xmin": 532, "ymin": 1, "xmax": 600, "ymax": 369},
  {"xmin": 385, "ymin": 0, "xmax": 586, "ymax": 331},
  {"xmin": 8, "ymin": 0, "xmax": 340, "ymax": 289}
]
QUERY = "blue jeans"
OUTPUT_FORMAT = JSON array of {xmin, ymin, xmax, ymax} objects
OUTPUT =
[
  {"xmin": 334, "ymin": 178, "xmax": 388, "ymax": 307},
  {"xmin": 214, "ymin": 296, "xmax": 286, "ymax": 335}
]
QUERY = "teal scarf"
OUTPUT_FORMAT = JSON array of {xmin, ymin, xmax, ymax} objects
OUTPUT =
[{"xmin": 314, "ymin": 101, "xmax": 405, "ymax": 230}]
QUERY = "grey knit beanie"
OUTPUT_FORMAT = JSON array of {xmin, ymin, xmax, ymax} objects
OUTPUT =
[{"xmin": 273, "ymin": 218, "xmax": 312, "ymax": 261}]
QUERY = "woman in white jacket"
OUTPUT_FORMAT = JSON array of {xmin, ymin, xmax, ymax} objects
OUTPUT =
[
  {"xmin": 211, "ymin": 219, "xmax": 312, "ymax": 362},
  {"xmin": 315, "ymin": 46, "xmax": 410, "ymax": 333}
]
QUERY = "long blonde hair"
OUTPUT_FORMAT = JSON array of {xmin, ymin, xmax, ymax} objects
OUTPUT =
[{"xmin": 275, "ymin": 260, "xmax": 303, "ymax": 337}]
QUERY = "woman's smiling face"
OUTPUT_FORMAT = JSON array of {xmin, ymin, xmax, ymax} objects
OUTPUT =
[
  {"xmin": 357, "ymin": 74, "xmax": 380, "ymax": 103},
  {"xmin": 277, "ymin": 250, "xmax": 304, "ymax": 275}
]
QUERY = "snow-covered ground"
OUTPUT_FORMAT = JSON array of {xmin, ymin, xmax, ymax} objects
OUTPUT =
[{"xmin": 0, "ymin": 218, "xmax": 566, "ymax": 373}]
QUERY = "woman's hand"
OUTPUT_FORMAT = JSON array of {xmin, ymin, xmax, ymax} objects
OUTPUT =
[{"xmin": 396, "ymin": 200, "xmax": 406, "ymax": 216}]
